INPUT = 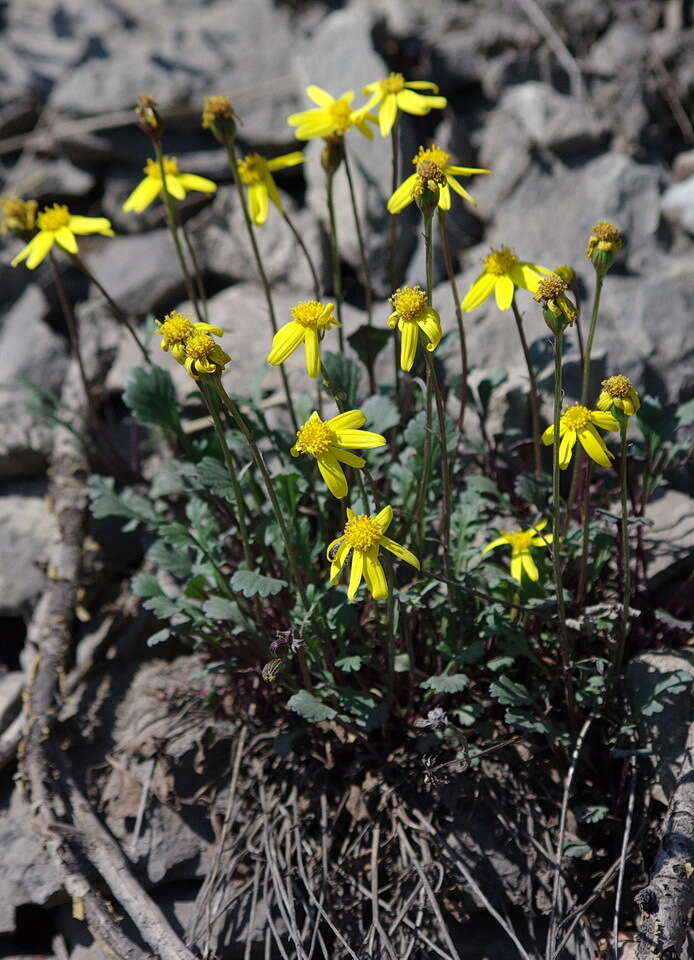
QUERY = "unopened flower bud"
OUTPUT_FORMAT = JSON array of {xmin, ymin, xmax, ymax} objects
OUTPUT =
[
  {"xmin": 534, "ymin": 274, "xmax": 577, "ymax": 334},
  {"xmin": 202, "ymin": 95, "xmax": 239, "ymax": 142},
  {"xmin": 321, "ymin": 134, "xmax": 344, "ymax": 176},
  {"xmin": 135, "ymin": 94, "xmax": 162, "ymax": 140},
  {"xmin": 586, "ymin": 221, "xmax": 622, "ymax": 276},
  {"xmin": 0, "ymin": 195, "xmax": 37, "ymax": 237}
]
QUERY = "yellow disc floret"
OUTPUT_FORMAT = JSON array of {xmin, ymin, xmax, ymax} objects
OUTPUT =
[
  {"xmin": 202, "ymin": 95, "xmax": 237, "ymax": 130},
  {"xmin": 597, "ymin": 374, "xmax": 640, "ymax": 416},
  {"xmin": 483, "ymin": 246, "xmax": 519, "ymax": 275},
  {"xmin": 561, "ymin": 405, "xmax": 592, "ymax": 431},
  {"xmin": 413, "ymin": 144, "xmax": 450, "ymax": 168},
  {"xmin": 343, "ymin": 514, "xmax": 382, "ymax": 552},
  {"xmin": 503, "ymin": 530, "xmax": 536, "ymax": 552},
  {"xmin": 601, "ymin": 375, "xmax": 631, "ymax": 399},
  {"xmin": 37, "ymin": 204, "xmax": 71, "ymax": 231},
  {"xmin": 290, "ymin": 300, "xmax": 335, "ymax": 329},
  {"xmin": 237, "ymin": 154, "xmax": 268, "ymax": 185},
  {"xmin": 329, "ymin": 99, "xmax": 354, "ymax": 134},
  {"xmin": 380, "ymin": 72, "xmax": 406, "ymax": 94},
  {"xmin": 389, "ymin": 285, "xmax": 428, "ymax": 323},
  {"xmin": 157, "ymin": 310, "xmax": 194, "ymax": 356},
  {"xmin": 294, "ymin": 415, "xmax": 336, "ymax": 456},
  {"xmin": 0, "ymin": 196, "xmax": 37, "ymax": 234}
]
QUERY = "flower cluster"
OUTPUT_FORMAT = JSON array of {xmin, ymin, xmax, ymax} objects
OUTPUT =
[
  {"xmin": 267, "ymin": 300, "xmax": 339, "ymax": 378},
  {"xmin": 156, "ymin": 310, "xmax": 230, "ymax": 379},
  {"xmin": 123, "ymin": 156, "xmax": 217, "ymax": 213},
  {"xmin": 11, "ymin": 203, "xmax": 114, "ymax": 269}
]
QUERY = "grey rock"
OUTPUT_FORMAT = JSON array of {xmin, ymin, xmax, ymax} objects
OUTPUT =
[
  {"xmin": 642, "ymin": 489, "xmax": 694, "ymax": 584},
  {"xmin": 673, "ymin": 150, "xmax": 694, "ymax": 182},
  {"xmin": 625, "ymin": 649, "xmax": 694, "ymax": 806},
  {"xmin": 82, "ymin": 229, "xmax": 187, "ymax": 316},
  {"xmin": 497, "ymin": 83, "xmax": 609, "ymax": 155},
  {"xmin": 0, "ymin": 672, "xmax": 23, "ymax": 730},
  {"xmin": 0, "ymin": 287, "xmax": 70, "ymax": 477},
  {"xmin": 17, "ymin": 157, "xmax": 96, "ymax": 202},
  {"xmin": 474, "ymin": 150, "xmax": 662, "ymax": 275},
  {"xmin": 0, "ymin": 481, "xmax": 57, "ymax": 617},
  {"xmin": 661, "ymin": 175, "xmax": 694, "ymax": 236},
  {"xmin": 0, "ymin": 785, "xmax": 64, "ymax": 933}
]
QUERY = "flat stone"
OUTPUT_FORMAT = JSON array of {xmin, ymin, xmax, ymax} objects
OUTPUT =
[
  {"xmin": 661, "ymin": 175, "xmax": 694, "ymax": 236},
  {"xmin": 0, "ymin": 481, "xmax": 57, "ymax": 617}
]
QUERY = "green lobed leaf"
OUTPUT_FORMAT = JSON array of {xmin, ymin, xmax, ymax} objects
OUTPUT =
[
  {"xmin": 288, "ymin": 690, "xmax": 337, "ymax": 723},
  {"xmin": 230, "ymin": 569, "xmax": 288, "ymax": 598},
  {"xmin": 360, "ymin": 393, "xmax": 401, "ymax": 433},
  {"xmin": 124, "ymin": 365, "xmax": 182, "ymax": 434},
  {"xmin": 347, "ymin": 324, "xmax": 391, "ymax": 374},
  {"xmin": 490, "ymin": 675, "xmax": 533, "ymax": 706},
  {"xmin": 204, "ymin": 596, "xmax": 242, "ymax": 621},
  {"xmin": 322, "ymin": 351, "xmax": 362, "ymax": 408},
  {"xmin": 421, "ymin": 674, "xmax": 469, "ymax": 694}
]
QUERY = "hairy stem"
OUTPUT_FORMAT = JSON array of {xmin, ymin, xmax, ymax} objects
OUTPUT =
[
  {"xmin": 281, "ymin": 208, "xmax": 321, "ymax": 301},
  {"xmin": 154, "ymin": 141, "xmax": 201, "ymax": 321}
]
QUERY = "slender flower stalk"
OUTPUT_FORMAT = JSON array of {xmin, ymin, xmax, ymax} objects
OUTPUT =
[
  {"xmin": 389, "ymin": 121, "xmax": 401, "ymax": 396},
  {"xmin": 342, "ymin": 145, "xmax": 373, "ymax": 327},
  {"xmin": 198, "ymin": 380, "xmax": 253, "ymax": 569},
  {"xmin": 424, "ymin": 349, "xmax": 452, "ymax": 576},
  {"xmin": 49, "ymin": 252, "xmax": 94, "ymax": 418},
  {"xmin": 212, "ymin": 377, "xmax": 308, "ymax": 609},
  {"xmin": 613, "ymin": 419, "xmax": 632, "ymax": 679},
  {"xmin": 325, "ymin": 166, "xmax": 345, "ymax": 352},
  {"xmin": 280, "ymin": 209, "xmax": 321, "ymax": 300},
  {"xmin": 179, "ymin": 215, "xmax": 209, "ymax": 322},
  {"xmin": 510, "ymin": 294, "xmax": 542, "ymax": 475},
  {"xmin": 438, "ymin": 211, "xmax": 469, "ymax": 434},
  {"xmin": 70, "ymin": 254, "xmax": 150, "ymax": 363},
  {"xmin": 413, "ymin": 211, "xmax": 436, "ymax": 558},
  {"xmin": 152, "ymin": 142, "xmax": 204, "ymax": 322},
  {"xmin": 220, "ymin": 134, "xmax": 298, "ymax": 431}
]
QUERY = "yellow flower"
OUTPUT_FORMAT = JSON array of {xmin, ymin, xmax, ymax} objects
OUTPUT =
[
  {"xmin": 387, "ymin": 144, "xmax": 490, "ymax": 214},
  {"xmin": 237, "ymin": 151, "xmax": 305, "ymax": 226},
  {"xmin": 122, "ymin": 156, "xmax": 217, "ymax": 213},
  {"xmin": 201, "ymin": 95, "xmax": 238, "ymax": 131},
  {"xmin": 482, "ymin": 520, "xmax": 552, "ymax": 583},
  {"xmin": 461, "ymin": 246, "xmax": 551, "ymax": 312},
  {"xmin": 182, "ymin": 330, "xmax": 231, "ymax": 379},
  {"xmin": 361, "ymin": 73, "xmax": 447, "ymax": 137},
  {"xmin": 155, "ymin": 310, "xmax": 224, "ymax": 364},
  {"xmin": 597, "ymin": 374, "xmax": 640, "ymax": 417},
  {"xmin": 542, "ymin": 404, "xmax": 619, "ymax": 469},
  {"xmin": 533, "ymin": 273, "xmax": 577, "ymax": 332},
  {"xmin": 327, "ymin": 505, "xmax": 419, "ymax": 601},
  {"xmin": 388, "ymin": 285, "xmax": 442, "ymax": 371},
  {"xmin": 267, "ymin": 300, "xmax": 339, "ymax": 379},
  {"xmin": 287, "ymin": 86, "xmax": 377, "ymax": 141},
  {"xmin": 10, "ymin": 204, "xmax": 114, "ymax": 269},
  {"xmin": 0, "ymin": 195, "xmax": 37, "ymax": 235},
  {"xmin": 291, "ymin": 410, "xmax": 386, "ymax": 498}
]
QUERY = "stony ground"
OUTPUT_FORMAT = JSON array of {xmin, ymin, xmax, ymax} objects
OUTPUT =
[{"xmin": 1, "ymin": 0, "xmax": 693, "ymax": 955}]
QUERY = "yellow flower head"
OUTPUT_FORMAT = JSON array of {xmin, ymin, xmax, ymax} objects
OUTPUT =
[
  {"xmin": 123, "ymin": 155, "xmax": 217, "ymax": 214},
  {"xmin": 183, "ymin": 330, "xmax": 231, "ymax": 380},
  {"xmin": 597, "ymin": 374, "xmax": 640, "ymax": 417},
  {"xmin": 267, "ymin": 300, "xmax": 339, "ymax": 379},
  {"xmin": 533, "ymin": 273, "xmax": 577, "ymax": 333},
  {"xmin": 0, "ymin": 195, "xmax": 37, "ymax": 235},
  {"xmin": 586, "ymin": 220, "xmax": 622, "ymax": 275},
  {"xmin": 291, "ymin": 410, "xmax": 386, "ymax": 499},
  {"xmin": 482, "ymin": 519, "xmax": 552, "ymax": 583},
  {"xmin": 201, "ymin": 95, "xmax": 238, "ymax": 134},
  {"xmin": 135, "ymin": 94, "xmax": 161, "ymax": 134},
  {"xmin": 10, "ymin": 203, "xmax": 114, "ymax": 270},
  {"xmin": 287, "ymin": 86, "xmax": 377, "ymax": 141},
  {"xmin": 542, "ymin": 404, "xmax": 619, "ymax": 469},
  {"xmin": 155, "ymin": 310, "xmax": 225, "ymax": 365},
  {"xmin": 362, "ymin": 73, "xmax": 447, "ymax": 137},
  {"xmin": 462, "ymin": 245, "xmax": 552, "ymax": 312},
  {"xmin": 388, "ymin": 285, "xmax": 442, "ymax": 372},
  {"xmin": 327, "ymin": 505, "xmax": 419, "ymax": 601},
  {"xmin": 387, "ymin": 143, "xmax": 490, "ymax": 215},
  {"xmin": 237, "ymin": 150, "xmax": 305, "ymax": 226}
]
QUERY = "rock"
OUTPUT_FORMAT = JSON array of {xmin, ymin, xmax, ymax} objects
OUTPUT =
[
  {"xmin": 82, "ymin": 229, "xmax": 188, "ymax": 316},
  {"xmin": 195, "ymin": 184, "xmax": 322, "ymax": 294},
  {"xmin": 0, "ymin": 786, "xmax": 64, "ymax": 934},
  {"xmin": 661, "ymin": 175, "xmax": 694, "ymax": 236},
  {"xmin": 672, "ymin": 150, "xmax": 694, "ymax": 182},
  {"xmin": 474, "ymin": 150, "xmax": 662, "ymax": 276},
  {"xmin": 642, "ymin": 489, "xmax": 694, "ymax": 584},
  {"xmin": 0, "ymin": 481, "xmax": 57, "ymax": 618},
  {"xmin": 48, "ymin": 0, "xmax": 302, "ymax": 147},
  {"xmin": 18, "ymin": 158, "xmax": 96, "ymax": 203},
  {"xmin": 625, "ymin": 649, "xmax": 694, "ymax": 806},
  {"xmin": 0, "ymin": 287, "xmax": 70, "ymax": 477},
  {"xmin": 496, "ymin": 83, "xmax": 609, "ymax": 155},
  {"xmin": 0, "ymin": 672, "xmax": 23, "ymax": 730}
]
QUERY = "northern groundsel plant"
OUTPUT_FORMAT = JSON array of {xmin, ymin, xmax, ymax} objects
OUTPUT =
[
  {"xmin": 462, "ymin": 246, "xmax": 551, "ymax": 312},
  {"xmin": 482, "ymin": 520, "xmax": 552, "ymax": 583},
  {"xmin": 291, "ymin": 410, "xmax": 386, "ymax": 499},
  {"xmin": 267, "ymin": 299, "xmax": 339, "ymax": 378},
  {"xmin": 362, "ymin": 73, "xmax": 447, "ymax": 137},
  {"xmin": 388, "ymin": 144, "xmax": 489, "ymax": 214},
  {"xmin": 11, "ymin": 203, "xmax": 114, "ymax": 269},
  {"xmin": 156, "ymin": 311, "xmax": 225, "ymax": 365},
  {"xmin": 327, "ymin": 505, "xmax": 419, "ymax": 601},
  {"xmin": 288, "ymin": 86, "xmax": 377, "ymax": 141},
  {"xmin": 597, "ymin": 374, "xmax": 641, "ymax": 416},
  {"xmin": 542, "ymin": 404, "xmax": 619, "ymax": 469},
  {"xmin": 237, "ymin": 151, "xmax": 305, "ymax": 226},
  {"xmin": 123, "ymin": 156, "xmax": 217, "ymax": 213},
  {"xmin": 388, "ymin": 285, "xmax": 442, "ymax": 371}
]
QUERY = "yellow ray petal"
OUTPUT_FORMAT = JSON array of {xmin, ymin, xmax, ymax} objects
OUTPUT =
[
  {"xmin": 248, "ymin": 181, "xmax": 269, "ymax": 226},
  {"xmin": 590, "ymin": 411, "xmax": 619, "ymax": 431},
  {"xmin": 462, "ymin": 272, "xmax": 496, "ymax": 312},
  {"xmin": 494, "ymin": 274, "xmax": 515, "ymax": 310},
  {"xmin": 178, "ymin": 173, "xmax": 217, "ymax": 195},
  {"xmin": 482, "ymin": 536, "xmax": 508, "ymax": 554},
  {"xmin": 332, "ymin": 449, "xmax": 365, "ymax": 468},
  {"xmin": 364, "ymin": 549, "xmax": 388, "ymax": 600},
  {"xmin": 122, "ymin": 176, "xmax": 161, "ymax": 213},
  {"xmin": 334, "ymin": 429, "xmax": 386, "ymax": 449},
  {"xmin": 379, "ymin": 535, "xmax": 420, "ymax": 569},
  {"xmin": 438, "ymin": 182, "xmax": 452, "ymax": 210},
  {"xmin": 317, "ymin": 454, "xmax": 348, "ymax": 498},
  {"xmin": 328, "ymin": 410, "xmax": 366, "ymax": 431},
  {"xmin": 304, "ymin": 328, "xmax": 320, "ymax": 378},
  {"xmin": 510, "ymin": 554, "xmax": 523, "ymax": 582},
  {"xmin": 446, "ymin": 175, "xmax": 475, "ymax": 206},
  {"xmin": 329, "ymin": 540, "xmax": 351, "ymax": 583},
  {"xmin": 68, "ymin": 215, "xmax": 114, "ymax": 235},
  {"xmin": 164, "ymin": 176, "xmax": 186, "ymax": 200},
  {"xmin": 374, "ymin": 505, "xmax": 393, "ymax": 533},
  {"xmin": 521, "ymin": 551, "xmax": 539, "ymax": 581},
  {"xmin": 379, "ymin": 93, "xmax": 398, "ymax": 137},
  {"xmin": 396, "ymin": 89, "xmax": 446, "ymax": 115},
  {"xmin": 578, "ymin": 425, "xmax": 614, "ymax": 467},
  {"xmin": 387, "ymin": 173, "xmax": 418, "ymax": 214},
  {"xmin": 347, "ymin": 549, "xmax": 364, "ymax": 600},
  {"xmin": 267, "ymin": 321, "xmax": 305, "ymax": 366},
  {"xmin": 400, "ymin": 320, "xmax": 418, "ymax": 371},
  {"xmin": 266, "ymin": 151, "xmax": 305, "ymax": 172},
  {"xmin": 306, "ymin": 85, "xmax": 334, "ymax": 107},
  {"xmin": 558, "ymin": 429, "xmax": 577, "ymax": 469}
]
